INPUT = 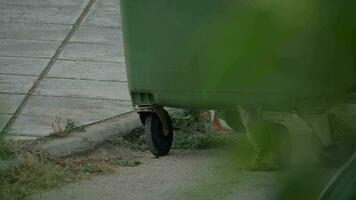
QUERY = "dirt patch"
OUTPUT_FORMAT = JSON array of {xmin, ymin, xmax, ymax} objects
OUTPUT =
[
  {"xmin": 0, "ymin": 110, "xmax": 236, "ymax": 199},
  {"xmin": 0, "ymin": 138, "xmax": 16, "ymax": 161},
  {"xmin": 0, "ymin": 138, "xmax": 146, "ymax": 200}
]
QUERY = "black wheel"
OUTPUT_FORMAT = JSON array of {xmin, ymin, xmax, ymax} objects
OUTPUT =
[
  {"xmin": 321, "ymin": 114, "xmax": 355, "ymax": 168},
  {"xmin": 145, "ymin": 110, "xmax": 173, "ymax": 156}
]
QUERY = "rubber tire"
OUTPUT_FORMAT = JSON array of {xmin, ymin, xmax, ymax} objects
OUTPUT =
[
  {"xmin": 145, "ymin": 111, "xmax": 173, "ymax": 157},
  {"xmin": 139, "ymin": 112, "xmax": 149, "ymax": 125}
]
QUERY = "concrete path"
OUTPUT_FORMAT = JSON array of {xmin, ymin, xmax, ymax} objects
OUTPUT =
[
  {"xmin": 32, "ymin": 150, "xmax": 280, "ymax": 200},
  {"xmin": 0, "ymin": 0, "xmax": 131, "ymax": 139}
]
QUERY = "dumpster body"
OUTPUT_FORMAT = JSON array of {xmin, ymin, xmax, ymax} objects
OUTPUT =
[
  {"xmin": 120, "ymin": 0, "xmax": 356, "ymax": 157},
  {"xmin": 120, "ymin": 0, "xmax": 355, "ymax": 111}
]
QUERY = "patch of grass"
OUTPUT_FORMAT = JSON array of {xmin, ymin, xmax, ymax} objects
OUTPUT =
[
  {"xmin": 0, "ymin": 141, "xmax": 15, "ymax": 161},
  {"xmin": 171, "ymin": 110, "xmax": 234, "ymax": 149},
  {"xmin": 171, "ymin": 110, "xmax": 211, "ymax": 133},
  {"xmin": 0, "ymin": 155, "xmax": 77, "ymax": 200},
  {"xmin": 174, "ymin": 130, "xmax": 232, "ymax": 150},
  {"xmin": 123, "ymin": 128, "xmax": 146, "ymax": 146},
  {"xmin": 50, "ymin": 118, "xmax": 85, "ymax": 137},
  {"xmin": 0, "ymin": 139, "xmax": 16, "ymax": 161},
  {"xmin": 55, "ymin": 158, "xmax": 112, "ymax": 176},
  {"xmin": 81, "ymin": 161, "xmax": 113, "ymax": 174},
  {"xmin": 108, "ymin": 129, "xmax": 146, "ymax": 151},
  {"xmin": 112, "ymin": 159, "xmax": 141, "ymax": 167},
  {"xmin": 118, "ymin": 110, "xmax": 235, "ymax": 150},
  {"xmin": 0, "ymin": 139, "xmax": 143, "ymax": 200}
]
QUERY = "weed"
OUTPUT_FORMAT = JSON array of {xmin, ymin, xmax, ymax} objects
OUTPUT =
[
  {"xmin": 0, "ymin": 139, "xmax": 15, "ymax": 161},
  {"xmin": 172, "ymin": 110, "xmax": 234, "ymax": 149},
  {"xmin": 123, "ymin": 128, "xmax": 146, "ymax": 146},
  {"xmin": 171, "ymin": 109, "xmax": 211, "ymax": 133},
  {"xmin": 112, "ymin": 159, "xmax": 141, "ymax": 167},
  {"xmin": 0, "ymin": 139, "xmax": 141, "ymax": 199},
  {"xmin": 107, "ymin": 128, "xmax": 147, "ymax": 151},
  {"xmin": 119, "ymin": 110, "xmax": 234, "ymax": 150},
  {"xmin": 51, "ymin": 118, "xmax": 85, "ymax": 137},
  {"xmin": 0, "ymin": 155, "xmax": 76, "ymax": 200},
  {"xmin": 174, "ymin": 130, "xmax": 232, "ymax": 150},
  {"xmin": 81, "ymin": 161, "xmax": 113, "ymax": 174}
]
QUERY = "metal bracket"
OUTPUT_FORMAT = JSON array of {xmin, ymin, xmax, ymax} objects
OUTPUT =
[{"xmin": 137, "ymin": 105, "xmax": 170, "ymax": 136}]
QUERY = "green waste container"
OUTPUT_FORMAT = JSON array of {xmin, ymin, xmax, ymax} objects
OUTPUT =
[{"xmin": 120, "ymin": 0, "xmax": 356, "ymax": 156}]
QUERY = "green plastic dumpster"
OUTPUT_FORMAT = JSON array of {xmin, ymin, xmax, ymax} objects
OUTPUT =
[{"xmin": 120, "ymin": 0, "xmax": 356, "ymax": 156}]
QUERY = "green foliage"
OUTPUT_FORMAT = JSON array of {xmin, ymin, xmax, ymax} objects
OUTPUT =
[
  {"xmin": 50, "ymin": 118, "xmax": 85, "ymax": 137},
  {"xmin": 80, "ymin": 161, "xmax": 113, "ymax": 174},
  {"xmin": 122, "ymin": 128, "xmax": 146, "ymax": 150},
  {"xmin": 122, "ymin": 110, "xmax": 233, "ymax": 150},
  {"xmin": 172, "ymin": 110, "xmax": 234, "ymax": 149},
  {"xmin": 171, "ymin": 110, "xmax": 211, "ymax": 133},
  {"xmin": 108, "ymin": 128, "xmax": 147, "ymax": 151},
  {"xmin": 112, "ymin": 159, "xmax": 141, "ymax": 167},
  {"xmin": 0, "ymin": 137, "xmax": 15, "ymax": 161},
  {"xmin": 0, "ymin": 138, "xmax": 144, "ymax": 200},
  {"xmin": 174, "ymin": 131, "xmax": 229, "ymax": 150},
  {"xmin": 0, "ymin": 157, "xmax": 75, "ymax": 200}
]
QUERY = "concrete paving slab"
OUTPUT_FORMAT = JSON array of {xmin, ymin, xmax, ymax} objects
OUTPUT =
[
  {"xmin": 22, "ymin": 96, "xmax": 131, "ymax": 120},
  {"xmin": 0, "ymin": 39, "xmax": 60, "ymax": 58},
  {"xmin": 0, "ymin": 0, "xmax": 135, "ymax": 138},
  {"xmin": 7, "ymin": 114, "xmax": 100, "ymax": 137},
  {"xmin": 93, "ymin": 0, "xmax": 120, "ymax": 11},
  {"xmin": 0, "ymin": 94, "xmax": 25, "ymax": 114},
  {"xmin": 0, "ymin": 6, "xmax": 82, "ymax": 25},
  {"xmin": 35, "ymin": 78, "xmax": 130, "ymax": 101},
  {"xmin": 0, "ymin": 57, "xmax": 49, "ymax": 76},
  {"xmin": 48, "ymin": 60, "xmax": 126, "ymax": 81},
  {"xmin": 0, "ymin": 22, "xmax": 71, "ymax": 41},
  {"xmin": 0, "ymin": 114, "xmax": 11, "ymax": 131},
  {"xmin": 83, "ymin": 9, "xmax": 121, "ymax": 27},
  {"xmin": 0, "ymin": 74, "xmax": 37, "ymax": 94},
  {"xmin": 60, "ymin": 43, "xmax": 124, "ymax": 62},
  {"xmin": 0, "ymin": 0, "xmax": 89, "ymax": 8},
  {"xmin": 71, "ymin": 26, "xmax": 122, "ymax": 44}
]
